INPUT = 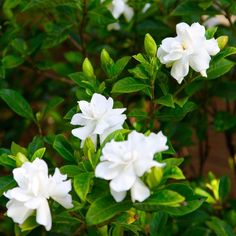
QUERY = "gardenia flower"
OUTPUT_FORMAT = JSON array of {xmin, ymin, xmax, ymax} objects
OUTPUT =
[
  {"xmin": 71, "ymin": 93, "xmax": 126, "ymax": 147},
  {"xmin": 157, "ymin": 22, "xmax": 220, "ymax": 84},
  {"xmin": 4, "ymin": 158, "xmax": 73, "ymax": 231},
  {"xmin": 106, "ymin": 0, "xmax": 134, "ymax": 21},
  {"xmin": 95, "ymin": 131, "xmax": 168, "ymax": 202}
]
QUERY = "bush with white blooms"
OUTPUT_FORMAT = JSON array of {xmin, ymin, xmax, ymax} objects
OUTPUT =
[{"xmin": 0, "ymin": 1, "xmax": 236, "ymax": 235}]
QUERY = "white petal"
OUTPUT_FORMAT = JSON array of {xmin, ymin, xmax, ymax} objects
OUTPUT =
[
  {"xmin": 110, "ymin": 189, "xmax": 127, "ymax": 202},
  {"xmin": 36, "ymin": 198, "xmax": 52, "ymax": 231},
  {"xmin": 71, "ymin": 122, "xmax": 95, "ymax": 140},
  {"xmin": 24, "ymin": 198, "xmax": 42, "ymax": 210},
  {"xmin": 189, "ymin": 50, "xmax": 211, "ymax": 73},
  {"xmin": 110, "ymin": 165, "xmax": 136, "ymax": 192},
  {"xmin": 94, "ymin": 120, "xmax": 110, "ymax": 134},
  {"xmin": 146, "ymin": 131, "xmax": 169, "ymax": 154},
  {"xmin": 107, "ymin": 22, "xmax": 121, "ymax": 31},
  {"xmin": 6, "ymin": 199, "xmax": 33, "ymax": 224},
  {"xmin": 134, "ymin": 160, "xmax": 164, "ymax": 177},
  {"xmin": 78, "ymin": 101, "xmax": 92, "ymax": 117},
  {"xmin": 12, "ymin": 168, "xmax": 28, "ymax": 189},
  {"xmin": 142, "ymin": 3, "xmax": 151, "ymax": 13},
  {"xmin": 111, "ymin": 0, "xmax": 125, "ymax": 19},
  {"xmin": 95, "ymin": 161, "xmax": 122, "ymax": 180},
  {"xmin": 123, "ymin": 4, "xmax": 134, "ymax": 22},
  {"xmin": 99, "ymin": 124, "xmax": 123, "ymax": 143},
  {"xmin": 171, "ymin": 58, "xmax": 189, "ymax": 84},
  {"xmin": 70, "ymin": 113, "xmax": 87, "ymax": 125},
  {"xmin": 176, "ymin": 22, "xmax": 190, "ymax": 36},
  {"xmin": 205, "ymin": 38, "xmax": 220, "ymax": 56},
  {"xmin": 190, "ymin": 22, "xmax": 206, "ymax": 38},
  {"xmin": 91, "ymin": 93, "xmax": 112, "ymax": 117},
  {"xmin": 5, "ymin": 188, "xmax": 31, "ymax": 202},
  {"xmin": 130, "ymin": 178, "xmax": 150, "ymax": 202}
]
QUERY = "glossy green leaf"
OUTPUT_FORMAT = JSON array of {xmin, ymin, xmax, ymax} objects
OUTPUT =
[
  {"xmin": 74, "ymin": 172, "xmax": 93, "ymax": 201},
  {"xmin": 157, "ymin": 94, "xmax": 175, "ymax": 108},
  {"xmin": 86, "ymin": 195, "xmax": 131, "ymax": 225},
  {"xmin": 31, "ymin": 148, "xmax": 46, "ymax": 161},
  {"xmin": 134, "ymin": 189, "xmax": 185, "ymax": 211},
  {"xmin": 112, "ymin": 77, "xmax": 150, "ymax": 93},
  {"xmin": 0, "ymin": 176, "xmax": 16, "ymax": 196},
  {"xmin": 2, "ymin": 55, "xmax": 24, "ymax": 69},
  {"xmin": 0, "ymin": 89, "xmax": 35, "ymax": 121},
  {"xmin": 53, "ymin": 135, "xmax": 74, "ymax": 162}
]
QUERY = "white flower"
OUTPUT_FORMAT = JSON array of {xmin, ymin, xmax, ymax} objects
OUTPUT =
[
  {"xmin": 95, "ymin": 131, "xmax": 168, "ymax": 202},
  {"xmin": 157, "ymin": 22, "xmax": 220, "ymax": 84},
  {"xmin": 102, "ymin": 0, "xmax": 134, "ymax": 22},
  {"xmin": 4, "ymin": 158, "xmax": 73, "ymax": 231},
  {"xmin": 71, "ymin": 93, "xmax": 126, "ymax": 147}
]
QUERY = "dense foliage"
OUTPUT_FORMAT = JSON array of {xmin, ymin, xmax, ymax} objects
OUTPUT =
[{"xmin": 0, "ymin": 0, "xmax": 236, "ymax": 235}]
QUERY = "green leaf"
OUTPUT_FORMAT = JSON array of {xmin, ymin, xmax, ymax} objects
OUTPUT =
[
  {"xmin": 69, "ymin": 72, "xmax": 96, "ymax": 91},
  {"xmin": 214, "ymin": 112, "xmax": 236, "ymax": 132},
  {"xmin": 74, "ymin": 172, "xmax": 93, "ymax": 201},
  {"xmin": 128, "ymin": 65, "xmax": 150, "ymax": 80},
  {"xmin": 53, "ymin": 135, "xmax": 74, "ymax": 162},
  {"xmin": 11, "ymin": 142, "xmax": 28, "ymax": 156},
  {"xmin": 0, "ymin": 175, "xmax": 16, "ymax": 196},
  {"xmin": 20, "ymin": 215, "xmax": 38, "ymax": 232},
  {"xmin": 219, "ymin": 176, "xmax": 231, "ymax": 202},
  {"xmin": 207, "ymin": 58, "xmax": 235, "ymax": 80},
  {"xmin": 128, "ymin": 109, "xmax": 148, "ymax": 119},
  {"xmin": 0, "ymin": 89, "xmax": 35, "ymax": 121},
  {"xmin": 205, "ymin": 27, "xmax": 217, "ymax": 39},
  {"xmin": 134, "ymin": 190, "xmax": 185, "ymax": 211},
  {"xmin": 2, "ymin": 55, "xmax": 24, "ymax": 69},
  {"xmin": 214, "ymin": 47, "xmax": 236, "ymax": 61},
  {"xmin": 112, "ymin": 77, "xmax": 150, "ymax": 93},
  {"xmin": 0, "ymin": 153, "xmax": 15, "ymax": 168},
  {"xmin": 112, "ymin": 56, "xmax": 131, "ymax": 77},
  {"xmin": 157, "ymin": 94, "xmax": 175, "ymax": 108},
  {"xmin": 155, "ymin": 102, "xmax": 197, "ymax": 122},
  {"xmin": 163, "ymin": 166, "xmax": 185, "ymax": 180},
  {"xmin": 206, "ymin": 217, "xmax": 235, "ymax": 236},
  {"xmin": 11, "ymin": 38, "xmax": 28, "ymax": 55},
  {"xmin": 60, "ymin": 165, "xmax": 85, "ymax": 177},
  {"xmin": 31, "ymin": 148, "xmax": 46, "ymax": 161},
  {"xmin": 86, "ymin": 195, "xmax": 131, "ymax": 226}
]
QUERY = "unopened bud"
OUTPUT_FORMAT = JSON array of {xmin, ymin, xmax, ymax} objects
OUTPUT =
[
  {"xmin": 82, "ymin": 58, "xmax": 94, "ymax": 77},
  {"xmin": 144, "ymin": 33, "xmax": 157, "ymax": 57},
  {"xmin": 217, "ymin": 36, "xmax": 228, "ymax": 50}
]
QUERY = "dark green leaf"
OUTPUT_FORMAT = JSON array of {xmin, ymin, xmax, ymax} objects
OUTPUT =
[
  {"xmin": 112, "ymin": 77, "xmax": 150, "ymax": 93},
  {"xmin": 134, "ymin": 189, "xmax": 185, "ymax": 211},
  {"xmin": 74, "ymin": 172, "xmax": 93, "ymax": 201},
  {"xmin": 0, "ymin": 176, "xmax": 16, "ymax": 196},
  {"xmin": 2, "ymin": 55, "xmax": 24, "ymax": 69},
  {"xmin": 86, "ymin": 195, "xmax": 131, "ymax": 225},
  {"xmin": 53, "ymin": 135, "xmax": 74, "ymax": 162},
  {"xmin": 0, "ymin": 89, "xmax": 35, "ymax": 121}
]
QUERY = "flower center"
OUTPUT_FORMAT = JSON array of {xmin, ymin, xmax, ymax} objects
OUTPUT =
[{"xmin": 123, "ymin": 150, "xmax": 138, "ymax": 163}]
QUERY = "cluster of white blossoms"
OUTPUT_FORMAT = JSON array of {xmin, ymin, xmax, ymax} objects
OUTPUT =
[
  {"xmin": 95, "ymin": 131, "xmax": 168, "ymax": 202},
  {"xmin": 157, "ymin": 22, "xmax": 220, "ymax": 84},
  {"xmin": 71, "ymin": 93, "xmax": 126, "ymax": 147},
  {"xmin": 4, "ymin": 158, "xmax": 73, "ymax": 231}
]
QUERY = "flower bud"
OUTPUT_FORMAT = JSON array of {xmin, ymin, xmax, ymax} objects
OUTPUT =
[
  {"xmin": 145, "ymin": 166, "xmax": 163, "ymax": 188},
  {"xmin": 100, "ymin": 49, "xmax": 113, "ymax": 67},
  {"xmin": 15, "ymin": 152, "xmax": 29, "ymax": 167},
  {"xmin": 82, "ymin": 58, "xmax": 94, "ymax": 77},
  {"xmin": 144, "ymin": 33, "xmax": 157, "ymax": 57},
  {"xmin": 217, "ymin": 36, "xmax": 228, "ymax": 50}
]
